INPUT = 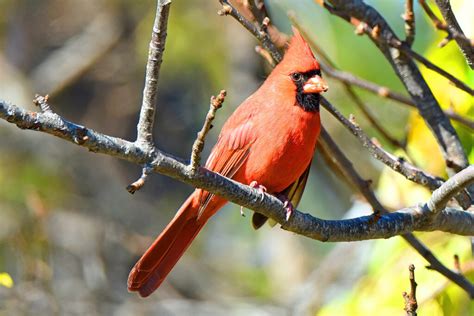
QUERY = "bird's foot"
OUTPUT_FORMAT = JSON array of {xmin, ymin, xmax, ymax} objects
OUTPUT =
[
  {"xmin": 277, "ymin": 194, "xmax": 294, "ymax": 221},
  {"xmin": 240, "ymin": 181, "xmax": 267, "ymax": 217},
  {"xmin": 249, "ymin": 181, "xmax": 267, "ymax": 200}
]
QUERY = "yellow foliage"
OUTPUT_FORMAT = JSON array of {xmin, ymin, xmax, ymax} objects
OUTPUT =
[{"xmin": 0, "ymin": 272, "xmax": 13, "ymax": 288}]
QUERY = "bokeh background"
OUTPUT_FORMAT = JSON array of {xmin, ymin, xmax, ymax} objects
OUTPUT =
[{"xmin": 0, "ymin": 0, "xmax": 473, "ymax": 315}]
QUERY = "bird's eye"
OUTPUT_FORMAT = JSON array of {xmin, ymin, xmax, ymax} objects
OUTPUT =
[{"xmin": 291, "ymin": 73, "xmax": 303, "ymax": 82}]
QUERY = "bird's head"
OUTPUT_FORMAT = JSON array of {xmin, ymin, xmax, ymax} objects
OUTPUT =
[{"xmin": 273, "ymin": 27, "xmax": 328, "ymax": 112}]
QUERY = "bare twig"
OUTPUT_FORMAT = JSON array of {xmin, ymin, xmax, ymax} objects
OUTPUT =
[
  {"xmin": 433, "ymin": 0, "xmax": 474, "ymax": 68},
  {"xmin": 189, "ymin": 90, "xmax": 226, "ymax": 173},
  {"xmin": 218, "ymin": 0, "xmax": 283, "ymax": 62},
  {"xmin": 127, "ymin": 165, "xmax": 152, "ymax": 194},
  {"xmin": 33, "ymin": 94, "xmax": 52, "ymax": 113},
  {"xmin": 454, "ymin": 254, "xmax": 461, "ymax": 273},
  {"xmin": 405, "ymin": 234, "xmax": 474, "ymax": 298},
  {"xmin": 136, "ymin": 0, "xmax": 171, "ymax": 149},
  {"xmin": 403, "ymin": 47, "xmax": 473, "ymax": 95},
  {"xmin": 403, "ymin": 0, "xmax": 415, "ymax": 47},
  {"xmin": 255, "ymin": 45, "xmax": 276, "ymax": 67},
  {"xmin": 403, "ymin": 264, "xmax": 418, "ymax": 316},
  {"xmin": 427, "ymin": 166, "xmax": 474, "ymax": 213}
]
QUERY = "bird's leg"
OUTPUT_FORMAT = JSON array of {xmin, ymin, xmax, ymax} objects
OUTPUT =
[
  {"xmin": 276, "ymin": 194, "xmax": 294, "ymax": 221},
  {"xmin": 240, "ymin": 181, "xmax": 268, "ymax": 216}
]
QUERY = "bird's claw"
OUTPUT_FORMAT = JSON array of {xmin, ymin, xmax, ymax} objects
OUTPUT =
[
  {"xmin": 279, "ymin": 195, "xmax": 294, "ymax": 221},
  {"xmin": 249, "ymin": 180, "xmax": 267, "ymax": 201},
  {"xmin": 239, "ymin": 206, "xmax": 246, "ymax": 217}
]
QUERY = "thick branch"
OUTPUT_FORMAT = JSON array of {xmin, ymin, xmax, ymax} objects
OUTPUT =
[
  {"xmin": 136, "ymin": 0, "xmax": 171, "ymax": 148},
  {"xmin": 2, "ymin": 100, "xmax": 474, "ymax": 240}
]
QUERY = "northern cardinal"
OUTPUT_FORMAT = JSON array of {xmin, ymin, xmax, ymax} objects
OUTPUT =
[{"xmin": 128, "ymin": 29, "xmax": 328, "ymax": 297}]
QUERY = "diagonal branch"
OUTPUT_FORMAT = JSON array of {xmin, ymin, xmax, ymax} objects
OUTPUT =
[
  {"xmin": 189, "ymin": 90, "xmax": 226, "ymax": 173},
  {"xmin": 433, "ymin": 0, "xmax": 474, "ymax": 68},
  {"xmin": 320, "ymin": 97, "xmax": 471, "ymax": 209}
]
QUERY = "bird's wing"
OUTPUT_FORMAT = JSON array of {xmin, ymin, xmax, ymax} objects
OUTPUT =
[
  {"xmin": 197, "ymin": 120, "xmax": 255, "ymax": 217},
  {"xmin": 252, "ymin": 161, "xmax": 312, "ymax": 229}
]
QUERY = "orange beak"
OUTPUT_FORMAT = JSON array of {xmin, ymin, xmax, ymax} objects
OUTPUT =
[{"xmin": 303, "ymin": 75, "xmax": 328, "ymax": 94}]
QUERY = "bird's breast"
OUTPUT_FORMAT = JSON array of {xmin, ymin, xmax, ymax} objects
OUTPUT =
[{"xmin": 237, "ymin": 107, "xmax": 321, "ymax": 193}]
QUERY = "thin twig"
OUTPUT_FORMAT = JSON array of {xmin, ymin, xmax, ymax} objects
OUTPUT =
[
  {"xmin": 255, "ymin": 45, "xmax": 276, "ymax": 67},
  {"xmin": 218, "ymin": 0, "xmax": 283, "ymax": 62},
  {"xmin": 136, "ymin": 0, "xmax": 171, "ymax": 149},
  {"xmin": 454, "ymin": 254, "xmax": 461, "ymax": 273},
  {"xmin": 427, "ymin": 165, "xmax": 474, "ymax": 213},
  {"xmin": 404, "ymin": 234, "xmax": 474, "ymax": 299},
  {"xmin": 33, "ymin": 94, "xmax": 52, "ymax": 113},
  {"xmin": 433, "ymin": 0, "xmax": 474, "ymax": 68},
  {"xmin": 189, "ymin": 90, "xmax": 226, "ymax": 173},
  {"xmin": 403, "ymin": 47, "xmax": 474, "ymax": 95},
  {"xmin": 403, "ymin": 0, "xmax": 415, "ymax": 47},
  {"xmin": 127, "ymin": 165, "xmax": 152, "ymax": 194},
  {"xmin": 403, "ymin": 264, "xmax": 418, "ymax": 316}
]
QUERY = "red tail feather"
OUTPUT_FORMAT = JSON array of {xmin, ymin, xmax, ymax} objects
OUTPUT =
[{"xmin": 127, "ymin": 192, "xmax": 224, "ymax": 297}]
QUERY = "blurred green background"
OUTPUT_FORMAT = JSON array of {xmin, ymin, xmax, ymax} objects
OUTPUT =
[{"xmin": 0, "ymin": 0, "xmax": 472, "ymax": 315}]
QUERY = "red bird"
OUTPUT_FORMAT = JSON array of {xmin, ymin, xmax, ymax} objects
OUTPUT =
[{"xmin": 128, "ymin": 29, "xmax": 328, "ymax": 297}]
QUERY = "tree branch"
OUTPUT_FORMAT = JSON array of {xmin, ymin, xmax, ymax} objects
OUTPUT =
[
  {"xmin": 189, "ymin": 90, "xmax": 226, "ymax": 173},
  {"xmin": 433, "ymin": 0, "xmax": 474, "ymax": 68},
  {"xmin": 136, "ymin": 0, "xmax": 171, "ymax": 149},
  {"xmin": 2, "ymin": 99, "xmax": 474, "ymax": 240},
  {"xmin": 403, "ymin": 264, "xmax": 418, "ymax": 316},
  {"xmin": 218, "ymin": 0, "xmax": 283, "ymax": 62},
  {"xmin": 403, "ymin": 0, "xmax": 415, "ymax": 47},
  {"xmin": 320, "ymin": 97, "xmax": 471, "ymax": 209},
  {"xmin": 427, "ymin": 166, "xmax": 474, "ymax": 213}
]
